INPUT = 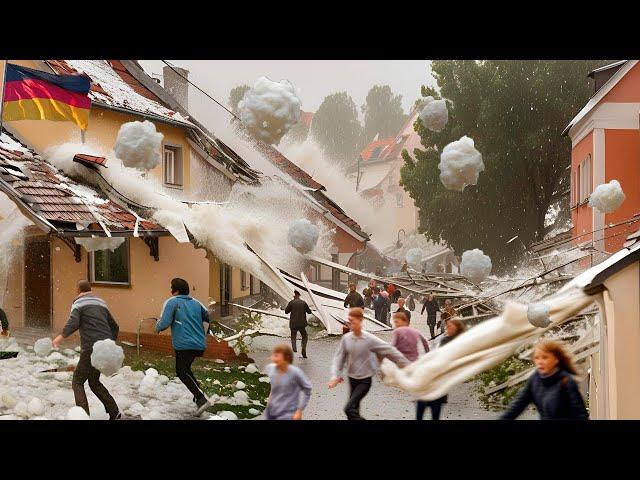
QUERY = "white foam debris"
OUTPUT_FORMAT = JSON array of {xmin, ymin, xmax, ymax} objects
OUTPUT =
[
  {"xmin": 75, "ymin": 236, "xmax": 125, "ymax": 253},
  {"xmin": 217, "ymin": 410, "xmax": 238, "ymax": 420},
  {"xmin": 238, "ymin": 76, "xmax": 301, "ymax": 145},
  {"xmin": 27, "ymin": 398, "xmax": 45, "ymax": 417},
  {"xmin": 46, "ymin": 352, "xmax": 66, "ymax": 363},
  {"xmin": 233, "ymin": 390, "xmax": 250, "ymax": 405},
  {"xmin": 90, "ymin": 339, "xmax": 124, "ymax": 377},
  {"xmin": 287, "ymin": 218, "xmax": 319, "ymax": 254},
  {"xmin": 14, "ymin": 401, "xmax": 29, "ymax": 418},
  {"xmin": 439, "ymin": 136, "xmax": 484, "ymax": 191},
  {"xmin": 66, "ymin": 406, "xmax": 90, "ymax": 420},
  {"xmin": 419, "ymin": 96, "xmax": 448, "ymax": 132},
  {"xmin": 1, "ymin": 393, "xmax": 17, "ymax": 409},
  {"xmin": 527, "ymin": 303, "xmax": 551, "ymax": 328},
  {"xmin": 258, "ymin": 376, "xmax": 270, "ymax": 383},
  {"xmin": 145, "ymin": 368, "xmax": 159, "ymax": 377},
  {"xmin": 215, "ymin": 359, "xmax": 225, "ymax": 364},
  {"xmin": 114, "ymin": 120, "xmax": 164, "ymax": 171},
  {"xmin": 405, "ymin": 248, "xmax": 424, "ymax": 268},
  {"xmin": 460, "ymin": 249, "xmax": 492, "ymax": 283},
  {"xmin": 235, "ymin": 381, "xmax": 246, "ymax": 390},
  {"xmin": 33, "ymin": 338, "xmax": 53, "ymax": 357},
  {"xmin": 245, "ymin": 364, "xmax": 259, "ymax": 374},
  {"xmin": 588, "ymin": 179, "xmax": 625, "ymax": 213}
]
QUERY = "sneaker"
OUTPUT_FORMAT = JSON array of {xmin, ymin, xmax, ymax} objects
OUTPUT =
[
  {"xmin": 110, "ymin": 412, "xmax": 123, "ymax": 421},
  {"xmin": 302, "ymin": 351, "xmax": 307, "ymax": 359},
  {"xmin": 195, "ymin": 396, "xmax": 211, "ymax": 416}
]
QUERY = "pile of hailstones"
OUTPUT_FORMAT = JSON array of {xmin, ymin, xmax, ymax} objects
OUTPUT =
[{"xmin": 0, "ymin": 337, "xmax": 266, "ymax": 420}]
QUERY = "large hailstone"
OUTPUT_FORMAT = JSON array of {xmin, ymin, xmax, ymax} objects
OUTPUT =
[
  {"xmin": 460, "ymin": 248, "xmax": 492, "ymax": 283},
  {"xmin": 90, "ymin": 339, "xmax": 124, "ymax": 377},
  {"xmin": 66, "ymin": 406, "xmax": 90, "ymax": 420},
  {"xmin": 238, "ymin": 76, "xmax": 301, "ymax": 145},
  {"xmin": 419, "ymin": 96, "xmax": 448, "ymax": 132},
  {"xmin": 114, "ymin": 120, "xmax": 164, "ymax": 171},
  {"xmin": 588, "ymin": 179, "xmax": 625, "ymax": 213},
  {"xmin": 287, "ymin": 218, "xmax": 319, "ymax": 254},
  {"xmin": 527, "ymin": 303, "xmax": 551, "ymax": 328},
  {"xmin": 34, "ymin": 337, "xmax": 53, "ymax": 357},
  {"xmin": 27, "ymin": 398, "xmax": 45, "ymax": 417},
  {"xmin": 438, "ymin": 136, "xmax": 484, "ymax": 191},
  {"xmin": 405, "ymin": 248, "xmax": 424, "ymax": 268}
]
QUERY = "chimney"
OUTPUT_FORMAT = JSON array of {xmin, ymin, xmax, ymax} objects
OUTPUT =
[{"xmin": 162, "ymin": 65, "xmax": 189, "ymax": 111}]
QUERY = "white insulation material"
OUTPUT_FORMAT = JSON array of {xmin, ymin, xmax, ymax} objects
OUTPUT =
[{"xmin": 438, "ymin": 136, "xmax": 484, "ymax": 191}]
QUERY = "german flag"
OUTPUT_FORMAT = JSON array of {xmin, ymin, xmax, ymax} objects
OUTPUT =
[{"xmin": 2, "ymin": 63, "xmax": 91, "ymax": 130}]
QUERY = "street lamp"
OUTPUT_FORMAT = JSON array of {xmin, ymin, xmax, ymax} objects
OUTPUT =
[{"xmin": 396, "ymin": 229, "xmax": 406, "ymax": 249}]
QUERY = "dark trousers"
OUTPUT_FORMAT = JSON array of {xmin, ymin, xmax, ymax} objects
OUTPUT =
[
  {"xmin": 72, "ymin": 350, "xmax": 119, "ymax": 419},
  {"xmin": 345, "ymin": 377, "xmax": 372, "ymax": 420},
  {"xmin": 290, "ymin": 327, "xmax": 308, "ymax": 355},
  {"xmin": 427, "ymin": 316, "xmax": 437, "ymax": 338},
  {"xmin": 176, "ymin": 349, "xmax": 205, "ymax": 401},
  {"xmin": 416, "ymin": 400, "xmax": 443, "ymax": 420}
]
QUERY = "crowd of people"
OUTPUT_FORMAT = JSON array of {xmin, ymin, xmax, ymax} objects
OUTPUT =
[{"xmin": 1, "ymin": 274, "xmax": 589, "ymax": 421}]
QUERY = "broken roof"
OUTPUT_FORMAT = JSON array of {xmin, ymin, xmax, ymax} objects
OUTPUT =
[
  {"xmin": 0, "ymin": 131, "xmax": 166, "ymax": 237},
  {"xmin": 359, "ymin": 138, "xmax": 394, "ymax": 161}
]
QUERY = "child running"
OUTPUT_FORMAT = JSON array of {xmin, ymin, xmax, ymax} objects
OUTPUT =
[{"xmin": 264, "ymin": 344, "xmax": 312, "ymax": 420}]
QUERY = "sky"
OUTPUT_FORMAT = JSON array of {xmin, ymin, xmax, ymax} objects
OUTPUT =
[{"xmin": 138, "ymin": 60, "xmax": 434, "ymax": 116}]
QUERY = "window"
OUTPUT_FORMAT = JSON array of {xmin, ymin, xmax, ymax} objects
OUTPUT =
[
  {"xmin": 396, "ymin": 192, "xmax": 404, "ymax": 208},
  {"xmin": 241, "ymin": 270, "xmax": 248, "ymax": 290},
  {"xmin": 89, "ymin": 239, "xmax": 130, "ymax": 284},
  {"xmin": 576, "ymin": 154, "xmax": 592, "ymax": 204},
  {"xmin": 163, "ymin": 145, "xmax": 183, "ymax": 187}
]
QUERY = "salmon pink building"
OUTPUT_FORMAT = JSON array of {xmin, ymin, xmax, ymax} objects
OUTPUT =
[{"xmin": 565, "ymin": 60, "xmax": 640, "ymax": 254}]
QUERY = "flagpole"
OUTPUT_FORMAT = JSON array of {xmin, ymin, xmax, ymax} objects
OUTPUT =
[{"xmin": 0, "ymin": 60, "xmax": 7, "ymax": 136}]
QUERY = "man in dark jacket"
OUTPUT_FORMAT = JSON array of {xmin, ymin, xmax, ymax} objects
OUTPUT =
[
  {"xmin": 285, "ymin": 290, "xmax": 312, "ymax": 358},
  {"xmin": 0, "ymin": 307, "xmax": 9, "ymax": 336},
  {"xmin": 421, "ymin": 294, "xmax": 440, "ymax": 339},
  {"xmin": 52, "ymin": 280, "xmax": 121, "ymax": 420},
  {"xmin": 344, "ymin": 283, "xmax": 365, "ymax": 308}
]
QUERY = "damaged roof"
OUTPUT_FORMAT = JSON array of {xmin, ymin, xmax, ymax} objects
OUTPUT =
[{"xmin": 0, "ymin": 131, "xmax": 166, "ymax": 237}]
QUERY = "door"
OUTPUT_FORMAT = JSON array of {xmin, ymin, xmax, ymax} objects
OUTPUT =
[
  {"xmin": 24, "ymin": 236, "xmax": 51, "ymax": 328},
  {"xmin": 219, "ymin": 263, "xmax": 232, "ymax": 317}
]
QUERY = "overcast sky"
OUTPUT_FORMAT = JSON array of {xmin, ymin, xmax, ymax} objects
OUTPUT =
[{"xmin": 139, "ymin": 60, "xmax": 434, "ymax": 116}]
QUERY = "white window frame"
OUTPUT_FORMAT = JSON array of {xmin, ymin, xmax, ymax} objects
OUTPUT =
[
  {"xmin": 579, "ymin": 154, "xmax": 592, "ymax": 204},
  {"xmin": 163, "ymin": 145, "xmax": 183, "ymax": 189}
]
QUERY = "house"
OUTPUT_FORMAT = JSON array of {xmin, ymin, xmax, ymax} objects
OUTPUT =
[
  {"xmin": 0, "ymin": 59, "xmax": 263, "ymax": 337},
  {"xmin": 0, "ymin": 131, "xmax": 236, "ymax": 359},
  {"xmin": 570, "ymin": 228, "xmax": 640, "ymax": 419},
  {"xmin": 350, "ymin": 108, "xmax": 423, "ymax": 248},
  {"xmin": 564, "ymin": 60, "xmax": 640, "ymax": 255}
]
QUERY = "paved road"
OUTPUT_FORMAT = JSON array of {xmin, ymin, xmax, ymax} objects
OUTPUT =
[{"xmin": 250, "ymin": 308, "xmax": 536, "ymax": 420}]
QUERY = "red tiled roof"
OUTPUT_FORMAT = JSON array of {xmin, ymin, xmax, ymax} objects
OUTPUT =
[
  {"xmin": 74, "ymin": 154, "xmax": 108, "ymax": 169},
  {"xmin": 0, "ymin": 133, "xmax": 165, "ymax": 236},
  {"xmin": 360, "ymin": 138, "xmax": 394, "ymax": 161},
  {"xmin": 299, "ymin": 111, "xmax": 314, "ymax": 127}
]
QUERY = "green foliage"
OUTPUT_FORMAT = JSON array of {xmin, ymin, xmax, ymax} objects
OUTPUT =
[
  {"xmin": 474, "ymin": 354, "xmax": 532, "ymax": 410},
  {"xmin": 123, "ymin": 346, "xmax": 270, "ymax": 419},
  {"xmin": 228, "ymin": 84, "xmax": 251, "ymax": 113},
  {"xmin": 362, "ymin": 85, "xmax": 407, "ymax": 141},
  {"xmin": 310, "ymin": 91, "xmax": 364, "ymax": 167},
  {"xmin": 401, "ymin": 60, "xmax": 609, "ymax": 270}
]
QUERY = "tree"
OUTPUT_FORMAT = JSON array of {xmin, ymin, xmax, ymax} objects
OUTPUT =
[
  {"xmin": 362, "ymin": 85, "xmax": 406, "ymax": 142},
  {"xmin": 310, "ymin": 92, "xmax": 364, "ymax": 167},
  {"xmin": 228, "ymin": 84, "xmax": 250, "ymax": 113},
  {"xmin": 400, "ymin": 60, "xmax": 608, "ymax": 271},
  {"xmin": 281, "ymin": 121, "xmax": 309, "ymax": 145}
]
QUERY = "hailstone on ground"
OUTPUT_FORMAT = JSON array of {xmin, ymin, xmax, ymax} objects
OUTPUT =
[
  {"xmin": 460, "ymin": 249, "xmax": 492, "ymax": 283},
  {"xmin": 439, "ymin": 136, "xmax": 484, "ymax": 191},
  {"xmin": 217, "ymin": 410, "xmax": 238, "ymax": 420},
  {"xmin": 235, "ymin": 381, "xmax": 246, "ymax": 390},
  {"xmin": 90, "ymin": 339, "xmax": 124, "ymax": 377},
  {"xmin": 527, "ymin": 303, "xmax": 551, "ymax": 328},
  {"xmin": 34, "ymin": 338, "xmax": 53, "ymax": 357},
  {"xmin": 238, "ymin": 77, "xmax": 301, "ymax": 145},
  {"xmin": 28, "ymin": 398, "xmax": 45, "ymax": 416},
  {"xmin": 287, "ymin": 218, "xmax": 319, "ymax": 254},
  {"xmin": 419, "ymin": 96, "xmax": 448, "ymax": 132},
  {"xmin": 114, "ymin": 120, "xmax": 164, "ymax": 171},
  {"xmin": 233, "ymin": 390, "xmax": 250, "ymax": 405},
  {"xmin": 66, "ymin": 406, "xmax": 90, "ymax": 420},
  {"xmin": 589, "ymin": 179, "xmax": 625, "ymax": 213},
  {"xmin": 245, "ymin": 364, "xmax": 259, "ymax": 374},
  {"xmin": 405, "ymin": 248, "xmax": 424, "ymax": 268}
]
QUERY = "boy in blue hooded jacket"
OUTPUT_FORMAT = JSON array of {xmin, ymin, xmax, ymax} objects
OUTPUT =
[{"xmin": 156, "ymin": 277, "xmax": 211, "ymax": 415}]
